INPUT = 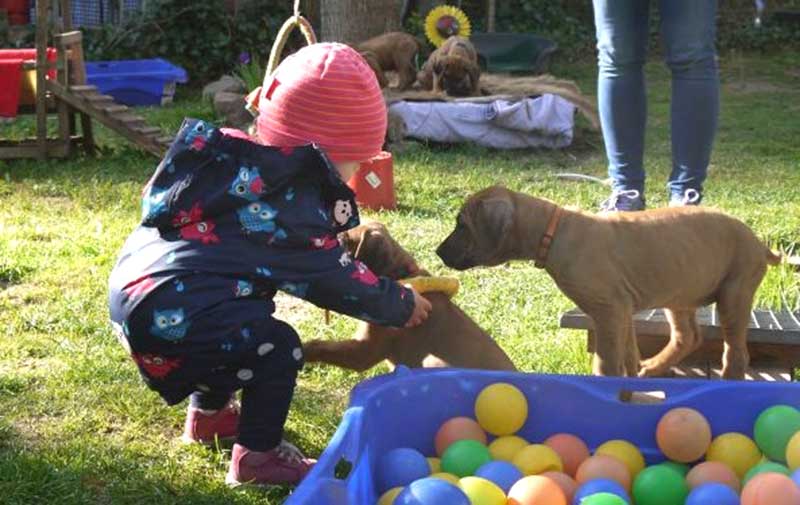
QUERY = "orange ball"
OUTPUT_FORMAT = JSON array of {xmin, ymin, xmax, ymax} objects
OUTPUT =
[
  {"xmin": 575, "ymin": 455, "xmax": 631, "ymax": 491},
  {"xmin": 544, "ymin": 433, "xmax": 591, "ymax": 477},
  {"xmin": 508, "ymin": 475, "xmax": 567, "ymax": 505},
  {"xmin": 686, "ymin": 461, "xmax": 741, "ymax": 492},
  {"xmin": 434, "ymin": 417, "xmax": 487, "ymax": 456},
  {"xmin": 741, "ymin": 472, "xmax": 800, "ymax": 505},
  {"xmin": 541, "ymin": 471, "xmax": 578, "ymax": 502},
  {"xmin": 656, "ymin": 407, "xmax": 712, "ymax": 463}
]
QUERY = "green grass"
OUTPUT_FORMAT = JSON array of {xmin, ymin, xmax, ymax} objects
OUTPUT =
[{"xmin": 1, "ymin": 52, "xmax": 799, "ymax": 504}]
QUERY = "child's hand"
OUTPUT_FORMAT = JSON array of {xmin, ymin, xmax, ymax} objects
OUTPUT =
[{"xmin": 404, "ymin": 287, "xmax": 432, "ymax": 327}]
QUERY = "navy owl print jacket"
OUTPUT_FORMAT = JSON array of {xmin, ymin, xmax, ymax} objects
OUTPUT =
[{"xmin": 108, "ymin": 119, "xmax": 415, "ymax": 333}]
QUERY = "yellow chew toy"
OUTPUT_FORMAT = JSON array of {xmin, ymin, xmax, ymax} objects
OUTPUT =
[{"xmin": 399, "ymin": 276, "xmax": 460, "ymax": 297}]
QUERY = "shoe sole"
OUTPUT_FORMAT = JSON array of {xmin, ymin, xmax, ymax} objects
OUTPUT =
[{"xmin": 180, "ymin": 434, "xmax": 237, "ymax": 446}]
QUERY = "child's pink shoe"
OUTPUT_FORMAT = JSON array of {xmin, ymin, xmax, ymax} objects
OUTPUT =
[
  {"xmin": 225, "ymin": 441, "xmax": 316, "ymax": 487},
  {"xmin": 181, "ymin": 402, "xmax": 240, "ymax": 444}
]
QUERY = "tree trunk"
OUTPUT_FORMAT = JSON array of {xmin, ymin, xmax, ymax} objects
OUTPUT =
[{"xmin": 320, "ymin": 0, "xmax": 403, "ymax": 43}]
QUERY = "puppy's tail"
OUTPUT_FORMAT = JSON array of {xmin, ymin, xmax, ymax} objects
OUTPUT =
[{"xmin": 766, "ymin": 248, "xmax": 782, "ymax": 266}]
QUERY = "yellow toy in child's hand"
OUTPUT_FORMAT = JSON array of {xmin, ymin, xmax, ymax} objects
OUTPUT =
[{"xmin": 399, "ymin": 276, "xmax": 460, "ymax": 297}]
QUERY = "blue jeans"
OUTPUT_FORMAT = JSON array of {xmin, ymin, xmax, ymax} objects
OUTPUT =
[{"xmin": 593, "ymin": 0, "xmax": 719, "ymax": 198}]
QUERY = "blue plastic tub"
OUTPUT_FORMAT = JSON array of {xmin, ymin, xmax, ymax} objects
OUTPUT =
[
  {"xmin": 86, "ymin": 58, "xmax": 188, "ymax": 106},
  {"xmin": 287, "ymin": 367, "xmax": 800, "ymax": 504}
]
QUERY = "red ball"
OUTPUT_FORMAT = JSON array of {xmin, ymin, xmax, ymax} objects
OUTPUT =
[
  {"xmin": 741, "ymin": 472, "xmax": 800, "ymax": 505},
  {"xmin": 544, "ymin": 434, "xmax": 590, "ymax": 477},
  {"xmin": 435, "ymin": 417, "xmax": 487, "ymax": 456},
  {"xmin": 656, "ymin": 407, "xmax": 712, "ymax": 463}
]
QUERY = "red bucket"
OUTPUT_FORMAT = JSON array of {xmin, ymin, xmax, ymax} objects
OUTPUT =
[
  {"xmin": 347, "ymin": 151, "xmax": 397, "ymax": 211},
  {"xmin": 2, "ymin": 0, "xmax": 31, "ymax": 25}
]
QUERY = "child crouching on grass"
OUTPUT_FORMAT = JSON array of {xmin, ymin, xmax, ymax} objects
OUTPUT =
[{"xmin": 108, "ymin": 43, "xmax": 431, "ymax": 487}]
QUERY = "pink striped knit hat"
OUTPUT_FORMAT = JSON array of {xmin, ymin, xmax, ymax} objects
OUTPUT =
[{"xmin": 248, "ymin": 43, "xmax": 386, "ymax": 163}]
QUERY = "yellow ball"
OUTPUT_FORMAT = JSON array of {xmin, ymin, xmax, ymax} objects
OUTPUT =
[
  {"xmin": 707, "ymin": 432, "xmax": 762, "ymax": 479},
  {"xmin": 596, "ymin": 439, "xmax": 646, "ymax": 478},
  {"xmin": 474, "ymin": 383, "xmax": 528, "ymax": 436},
  {"xmin": 459, "ymin": 476, "xmax": 507, "ymax": 505},
  {"xmin": 489, "ymin": 435, "xmax": 529, "ymax": 462},
  {"xmin": 787, "ymin": 431, "xmax": 800, "ymax": 471},
  {"xmin": 512, "ymin": 444, "xmax": 563, "ymax": 475},
  {"xmin": 428, "ymin": 457, "xmax": 441, "ymax": 474},
  {"xmin": 378, "ymin": 486, "xmax": 403, "ymax": 505},
  {"xmin": 431, "ymin": 472, "xmax": 461, "ymax": 485}
]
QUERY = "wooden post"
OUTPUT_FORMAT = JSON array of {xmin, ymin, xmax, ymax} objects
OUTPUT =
[
  {"xmin": 487, "ymin": 0, "xmax": 496, "ymax": 33},
  {"xmin": 35, "ymin": 0, "xmax": 50, "ymax": 160},
  {"xmin": 55, "ymin": 34, "xmax": 72, "ymax": 157}
]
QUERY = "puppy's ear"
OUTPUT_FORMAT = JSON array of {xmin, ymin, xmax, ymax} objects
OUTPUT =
[{"xmin": 477, "ymin": 198, "xmax": 514, "ymax": 243}]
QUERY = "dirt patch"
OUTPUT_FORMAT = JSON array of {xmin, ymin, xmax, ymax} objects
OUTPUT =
[{"xmin": 273, "ymin": 292, "xmax": 318, "ymax": 327}]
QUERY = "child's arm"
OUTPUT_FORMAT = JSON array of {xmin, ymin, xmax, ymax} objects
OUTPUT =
[{"xmin": 270, "ymin": 245, "xmax": 419, "ymax": 327}]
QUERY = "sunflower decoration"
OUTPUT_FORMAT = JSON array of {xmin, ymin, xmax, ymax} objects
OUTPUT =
[{"xmin": 424, "ymin": 5, "xmax": 472, "ymax": 47}]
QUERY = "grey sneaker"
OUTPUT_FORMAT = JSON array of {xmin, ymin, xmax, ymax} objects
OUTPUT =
[
  {"xmin": 600, "ymin": 189, "xmax": 646, "ymax": 212},
  {"xmin": 669, "ymin": 188, "xmax": 702, "ymax": 207}
]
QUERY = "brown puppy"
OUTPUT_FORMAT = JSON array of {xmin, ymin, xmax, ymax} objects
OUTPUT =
[
  {"xmin": 354, "ymin": 32, "xmax": 423, "ymax": 90},
  {"xmin": 303, "ymin": 222, "xmax": 516, "ymax": 371},
  {"xmin": 359, "ymin": 50, "xmax": 389, "ymax": 89},
  {"xmin": 418, "ymin": 36, "xmax": 481, "ymax": 97},
  {"xmin": 436, "ymin": 185, "xmax": 781, "ymax": 379}
]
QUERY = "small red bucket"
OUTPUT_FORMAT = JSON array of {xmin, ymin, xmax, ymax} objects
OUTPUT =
[{"xmin": 347, "ymin": 151, "xmax": 396, "ymax": 211}]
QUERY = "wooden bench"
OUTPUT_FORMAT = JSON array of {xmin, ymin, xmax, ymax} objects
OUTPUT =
[{"xmin": 560, "ymin": 307, "xmax": 800, "ymax": 382}]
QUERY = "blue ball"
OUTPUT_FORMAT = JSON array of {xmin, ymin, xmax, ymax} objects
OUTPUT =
[
  {"xmin": 378, "ymin": 448, "xmax": 430, "ymax": 492},
  {"xmin": 573, "ymin": 479, "xmax": 630, "ymax": 505},
  {"xmin": 475, "ymin": 460, "xmax": 524, "ymax": 494},
  {"xmin": 395, "ymin": 477, "xmax": 471, "ymax": 505},
  {"xmin": 686, "ymin": 483, "xmax": 740, "ymax": 505},
  {"xmin": 793, "ymin": 468, "xmax": 800, "ymax": 488}
]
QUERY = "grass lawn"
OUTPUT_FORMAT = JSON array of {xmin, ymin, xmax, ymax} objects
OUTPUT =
[{"xmin": 1, "ymin": 51, "xmax": 799, "ymax": 504}]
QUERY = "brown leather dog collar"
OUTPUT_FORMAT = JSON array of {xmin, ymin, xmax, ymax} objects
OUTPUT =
[{"xmin": 534, "ymin": 205, "xmax": 563, "ymax": 269}]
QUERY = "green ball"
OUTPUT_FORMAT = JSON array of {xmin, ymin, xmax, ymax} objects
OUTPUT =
[
  {"xmin": 580, "ymin": 492, "xmax": 629, "ymax": 505},
  {"xmin": 659, "ymin": 461, "xmax": 690, "ymax": 477},
  {"xmin": 743, "ymin": 460, "xmax": 791, "ymax": 485},
  {"xmin": 441, "ymin": 439, "xmax": 491, "ymax": 478},
  {"xmin": 753, "ymin": 405, "xmax": 800, "ymax": 462},
  {"xmin": 632, "ymin": 465, "xmax": 689, "ymax": 505}
]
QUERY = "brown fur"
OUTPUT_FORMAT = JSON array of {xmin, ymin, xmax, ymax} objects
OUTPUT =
[
  {"xmin": 359, "ymin": 50, "xmax": 389, "ymax": 89},
  {"xmin": 354, "ymin": 32, "xmax": 423, "ymax": 91},
  {"xmin": 436, "ymin": 185, "xmax": 781, "ymax": 379},
  {"xmin": 303, "ymin": 222, "xmax": 516, "ymax": 372},
  {"xmin": 418, "ymin": 36, "xmax": 481, "ymax": 97}
]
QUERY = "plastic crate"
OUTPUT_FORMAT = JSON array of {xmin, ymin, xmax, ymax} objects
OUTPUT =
[
  {"xmin": 86, "ymin": 58, "xmax": 187, "ymax": 107},
  {"xmin": 287, "ymin": 367, "xmax": 800, "ymax": 504},
  {"xmin": 470, "ymin": 32, "xmax": 558, "ymax": 74}
]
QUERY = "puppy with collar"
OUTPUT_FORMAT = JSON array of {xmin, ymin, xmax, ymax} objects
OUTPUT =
[
  {"xmin": 418, "ymin": 36, "xmax": 481, "ymax": 97},
  {"xmin": 303, "ymin": 222, "xmax": 516, "ymax": 371},
  {"xmin": 436, "ymin": 185, "xmax": 780, "ymax": 379},
  {"xmin": 354, "ymin": 32, "xmax": 424, "ymax": 90}
]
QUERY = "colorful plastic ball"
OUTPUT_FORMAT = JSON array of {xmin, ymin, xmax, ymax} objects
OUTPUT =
[
  {"xmin": 435, "ymin": 417, "xmax": 487, "ymax": 456},
  {"xmin": 489, "ymin": 435, "xmax": 529, "ymax": 462},
  {"xmin": 660, "ymin": 461, "xmax": 690, "ymax": 477},
  {"xmin": 441, "ymin": 439, "xmax": 492, "ymax": 477},
  {"xmin": 430, "ymin": 472, "xmax": 460, "ymax": 485},
  {"xmin": 595, "ymin": 440, "xmax": 645, "ymax": 478},
  {"xmin": 741, "ymin": 472, "xmax": 800, "ymax": 505},
  {"xmin": 507, "ymin": 475, "xmax": 567, "ymax": 505},
  {"xmin": 753, "ymin": 405, "xmax": 800, "ymax": 463},
  {"xmin": 474, "ymin": 382, "xmax": 528, "ymax": 436},
  {"xmin": 686, "ymin": 461, "xmax": 741, "ymax": 492},
  {"xmin": 427, "ymin": 457, "xmax": 440, "ymax": 474},
  {"xmin": 579, "ymin": 493, "xmax": 629, "ymax": 505},
  {"xmin": 656, "ymin": 407, "xmax": 712, "ymax": 463},
  {"xmin": 378, "ymin": 486, "xmax": 403, "ymax": 505},
  {"xmin": 459, "ymin": 476, "xmax": 507, "ymax": 505},
  {"xmin": 575, "ymin": 455, "xmax": 631, "ymax": 491},
  {"xmin": 743, "ymin": 461, "xmax": 791, "ymax": 485},
  {"xmin": 475, "ymin": 460, "xmax": 524, "ymax": 494},
  {"xmin": 395, "ymin": 477, "xmax": 471, "ymax": 505},
  {"xmin": 378, "ymin": 448, "xmax": 431, "ymax": 492},
  {"xmin": 785, "ymin": 430, "xmax": 800, "ymax": 470},
  {"xmin": 573, "ymin": 479, "xmax": 631, "ymax": 505},
  {"xmin": 513, "ymin": 444, "xmax": 564, "ymax": 475},
  {"xmin": 545, "ymin": 433, "xmax": 591, "ymax": 477},
  {"xmin": 791, "ymin": 468, "xmax": 800, "ymax": 487},
  {"xmin": 706, "ymin": 432, "xmax": 762, "ymax": 479},
  {"xmin": 685, "ymin": 482, "xmax": 741, "ymax": 505},
  {"xmin": 541, "ymin": 471, "xmax": 578, "ymax": 503},
  {"xmin": 632, "ymin": 464, "xmax": 689, "ymax": 505}
]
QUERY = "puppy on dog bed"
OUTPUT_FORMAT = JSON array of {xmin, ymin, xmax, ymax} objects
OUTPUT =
[
  {"xmin": 436, "ymin": 185, "xmax": 781, "ymax": 380},
  {"xmin": 303, "ymin": 222, "xmax": 516, "ymax": 371},
  {"xmin": 418, "ymin": 36, "xmax": 481, "ymax": 97}
]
